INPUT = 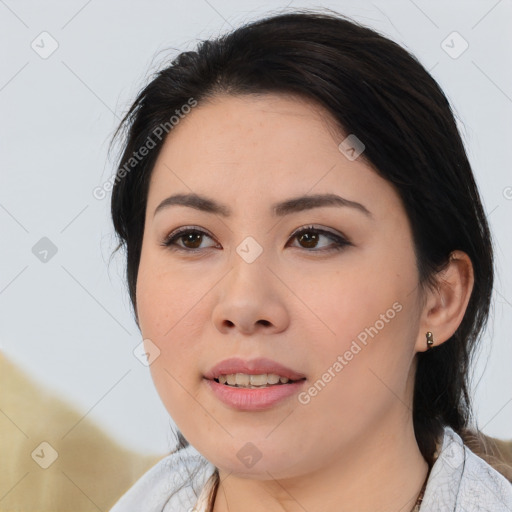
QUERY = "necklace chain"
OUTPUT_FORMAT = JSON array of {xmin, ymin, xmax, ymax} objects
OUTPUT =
[{"xmin": 410, "ymin": 462, "xmax": 432, "ymax": 512}]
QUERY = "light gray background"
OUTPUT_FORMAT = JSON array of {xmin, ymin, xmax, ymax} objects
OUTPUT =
[{"xmin": 1, "ymin": 0, "xmax": 511, "ymax": 456}]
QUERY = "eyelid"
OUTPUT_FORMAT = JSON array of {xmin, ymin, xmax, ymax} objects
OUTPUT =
[
  {"xmin": 289, "ymin": 224, "xmax": 344, "ymax": 239},
  {"xmin": 162, "ymin": 225, "xmax": 218, "ymax": 246}
]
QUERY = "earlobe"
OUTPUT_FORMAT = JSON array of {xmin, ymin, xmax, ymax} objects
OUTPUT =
[{"xmin": 417, "ymin": 250, "xmax": 475, "ymax": 352}]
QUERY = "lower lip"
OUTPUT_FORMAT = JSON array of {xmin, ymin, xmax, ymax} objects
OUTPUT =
[{"xmin": 204, "ymin": 378, "xmax": 306, "ymax": 411}]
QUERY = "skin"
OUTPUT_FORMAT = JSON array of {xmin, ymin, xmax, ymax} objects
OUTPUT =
[{"xmin": 136, "ymin": 93, "xmax": 474, "ymax": 512}]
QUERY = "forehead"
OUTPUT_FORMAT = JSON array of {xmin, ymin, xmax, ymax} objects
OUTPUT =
[
  {"xmin": 209, "ymin": 93, "xmax": 337, "ymax": 145},
  {"xmin": 146, "ymin": 93, "xmax": 393, "ymax": 216},
  {"xmin": 154, "ymin": 93, "xmax": 344, "ymax": 172}
]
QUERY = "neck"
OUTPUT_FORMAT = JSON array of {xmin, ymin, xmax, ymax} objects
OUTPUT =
[{"xmin": 212, "ymin": 416, "xmax": 430, "ymax": 512}]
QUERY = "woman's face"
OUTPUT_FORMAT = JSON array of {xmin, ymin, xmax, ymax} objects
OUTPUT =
[{"xmin": 136, "ymin": 93, "xmax": 426, "ymax": 478}]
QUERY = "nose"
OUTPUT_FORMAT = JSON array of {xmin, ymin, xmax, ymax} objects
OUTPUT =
[{"xmin": 211, "ymin": 255, "xmax": 290, "ymax": 336}]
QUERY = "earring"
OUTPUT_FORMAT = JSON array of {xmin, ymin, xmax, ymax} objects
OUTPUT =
[{"xmin": 426, "ymin": 331, "xmax": 434, "ymax": 350}]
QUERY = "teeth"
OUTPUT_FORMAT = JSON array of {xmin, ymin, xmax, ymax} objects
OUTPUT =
[
  {"xmin": 267, "ymin": 374, "xmax": 280, "ymax": 385},
  {"xmin": 216, "ymin": 373, "xmax": 292, "ymax": 387},
  {"xmin": 236, "ymin": 373, "xmax": 250, "ymax": 386},
  {"xmin": 249, "ymin": 374, "xmax": 267, "ymax": 386}
]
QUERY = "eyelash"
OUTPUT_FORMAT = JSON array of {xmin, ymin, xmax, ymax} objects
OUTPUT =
[{"xmin": 160, "ymin": 225, "xmax": 352, "ymax": 254}]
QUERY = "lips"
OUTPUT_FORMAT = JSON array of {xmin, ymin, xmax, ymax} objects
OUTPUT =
[{"xmin": 204, "ymin": 357, "xmax": 306, "ymax": 382}]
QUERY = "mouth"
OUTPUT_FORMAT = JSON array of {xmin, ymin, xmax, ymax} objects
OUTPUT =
[
  {"xmin": 203, "ymin": 357, "xmax": 306, "ymax": 409},
  {"xmin": 212, "ymin": 373, "xmax": 306, "ymax": 389},
  {"xmin": 204, "ymin": 356, "xmax": 306, "ymax": 385}
]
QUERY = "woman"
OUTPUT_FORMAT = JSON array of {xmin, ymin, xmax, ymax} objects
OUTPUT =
[{"xmin": 108, "ymin": 8, "xmax": 512, "ymax": 512}]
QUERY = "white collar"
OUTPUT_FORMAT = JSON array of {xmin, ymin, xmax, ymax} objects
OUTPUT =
[{"xmin": 420, "ymin": 426, "xmax": 512, "ymax": 511}]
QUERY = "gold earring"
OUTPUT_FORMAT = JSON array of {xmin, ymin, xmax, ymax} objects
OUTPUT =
[{"xmin": 426, "ymin": 331, "xmax": 434, "ymax": 350}]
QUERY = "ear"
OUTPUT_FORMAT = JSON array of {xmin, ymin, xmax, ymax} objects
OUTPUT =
[{"xmin": 416, "ymin": 250, "xmax": 475, "ymax": 352}]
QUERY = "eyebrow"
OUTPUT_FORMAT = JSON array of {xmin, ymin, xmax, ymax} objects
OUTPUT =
[{"xmin": 153, "ymin": 192, "xmax": 372, "ymax": 219}]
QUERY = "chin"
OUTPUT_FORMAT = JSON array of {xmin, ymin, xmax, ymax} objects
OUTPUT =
[{"xmin": 201, "ymin": 446, "xmax": 306, "ymax": 479}]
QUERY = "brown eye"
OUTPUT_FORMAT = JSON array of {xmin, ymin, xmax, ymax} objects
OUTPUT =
[
  {"xmin": 297, "ymin": 231, "xmax": 320, "ymax": 249},
  {"xmin": 289, "ymin": 226, "xmax": 351, "ymax": 253},
  {"xmin": 180, "ymin": 232, "xmax": 203, "ymax": 249},
  {"xmin": 162, "ymin": 227, "xmax": 217, "ymax": 251}
]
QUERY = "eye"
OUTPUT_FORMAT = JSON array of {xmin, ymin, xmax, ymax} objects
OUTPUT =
[
  {"xmin": 287, "ymin": 225, "xmax": 351, "ymax": 253},
  {"xmin": 161, "ymin": 225, "xmax": 351, "ymax": 253},
  {"xmin": 161, "ymin": 226, "xmax": 218, "ymax": 251}
]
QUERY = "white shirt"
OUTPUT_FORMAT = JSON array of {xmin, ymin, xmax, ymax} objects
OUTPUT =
[{"xmin": 109, "ymin": 426, "xmax": 512, "ymax": 511}]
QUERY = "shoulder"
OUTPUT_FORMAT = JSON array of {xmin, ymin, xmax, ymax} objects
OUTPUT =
[
  {"xmin": 109, "ymin": 444, "xmax": 216, "ymax": 512},
  {"xmin": 421, "ymin": 426, "xmax": 512, "ymax": 511}
]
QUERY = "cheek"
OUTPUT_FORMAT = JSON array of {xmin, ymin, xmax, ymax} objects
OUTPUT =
[
  {"xmin": 301, "ymin": 262, "xmax": 404, "ymax": 350},
  {"xmin": 136, "ymin": 246, "xmax": 209, "ymax": 339},
  {"xmin": 137, "ymin": 269, "xmax": 209, "ymax": 429},
  {"xmin": 304, "ymin": 251, "xmax": 418, "ymax": 396},
  {"xmin": 135, "ymin": 254, "xmax": 202, "ymax": 401},
  {"xmin": 137, "ymin": 273, "xmax": 207, "ymax": 375}
]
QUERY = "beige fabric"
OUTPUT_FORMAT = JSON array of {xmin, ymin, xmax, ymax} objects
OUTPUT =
[{"xmin": 0, "ymin": 352, "xmax": 164, "ymax": 511}]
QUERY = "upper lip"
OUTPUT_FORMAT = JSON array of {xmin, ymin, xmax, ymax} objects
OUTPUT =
[{"xmin": 204, "ymin": 357, "xmax": 306, "ymax": 381}]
